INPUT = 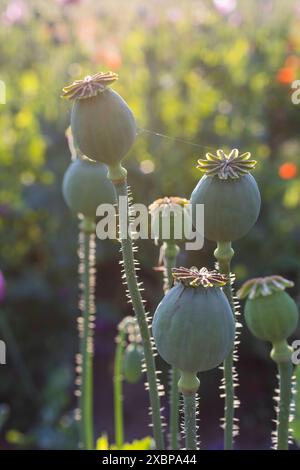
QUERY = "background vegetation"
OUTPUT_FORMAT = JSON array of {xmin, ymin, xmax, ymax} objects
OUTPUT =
[{"xmin": 0, "ymin": 0, "xmax": 300, "ymax": 449}]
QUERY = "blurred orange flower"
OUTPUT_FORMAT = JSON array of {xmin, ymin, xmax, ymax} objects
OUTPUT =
[
  {"xmin": 92, "ymin": 46, "xmax": 122, "ymax": 70},
  {"xmin": 278, "ymin": 162, "xmax": 298, "ymax": 179},
  {"xmin": 276, "ymin": 66, "xmax": 296, "ymax": 84}
]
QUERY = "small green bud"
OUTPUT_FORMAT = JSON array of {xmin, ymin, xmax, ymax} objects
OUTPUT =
[
  {"xmin": 238, "ymin": 276, "xmax": 299, "ymax": 344},
  {"xmin": 123, "ymin": 344, "xmax": 144, "ymax": 384}
]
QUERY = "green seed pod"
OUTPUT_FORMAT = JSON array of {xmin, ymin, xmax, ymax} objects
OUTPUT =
[
  {"xmin": 152, "ymin": 267, "xmax": 235, "ymax": 373},
  {"xmin": 237, "ymin": 276, "xmax": 299, "ymax": 343},
  {"xmin": 62, "ymin": 72, "xmax": 136, "ymax": 167},
  {"xmin": 62, "ymin": 157, "xmax": 116, "ymax": 218},
  {"xmin": 123, "ymin": 344, "xmax": 144, "ymax": 384},
  {"xmin": 190, "ymin": 149, "xmax": 261, "ymax": 242}
]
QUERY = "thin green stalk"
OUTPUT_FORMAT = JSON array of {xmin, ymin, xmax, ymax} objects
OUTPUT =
[
  {"xmin": 277, "ymin": 361, "xmax": 293, "ymax": 450},
  {"xmin": 162, "ymin": 241, "xmax": 180, "ymax": 449},
  {"xmin": 183, "ymin": 395, "xmax": 197, "ymax": 450},
  {"xmin": 170, "ymin": 368, "xmax": 180, "ymax": 449},
  {"xmin": 222, "ymin": 349, "xmax": 234, "ymax": 449},
  {"xmin": 179, "ymin": 371, "xmax": 199, "ymax": 450},
  {"xmin": 114, "ymin": 328, "xmax": 126, "ymax": 449},
  {"xmin": 79, "ymin": 220, "xmax": 94, "ymax": 450},
  {"xmin": 214, "ymin": 241, "xmax": 235, "ymax": 450},
  {"xmin": 113, "ymin": 180, "xmax": 164, "ymax": 450},
  {"xmin": 271, "ymin": 342, "xmax": 294, "ymax": 450}
]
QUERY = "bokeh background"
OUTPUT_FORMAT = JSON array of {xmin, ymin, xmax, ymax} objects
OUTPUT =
[{"xmin": 0, "ymin": 0, "xmax": 300, "ymax": 450}]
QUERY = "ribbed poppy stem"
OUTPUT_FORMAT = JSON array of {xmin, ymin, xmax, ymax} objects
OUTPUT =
[
  {"xmin": 112, "ymin": 179, "xmax": 165, "ymax": 450},
  {"xmin": 214, "ymin": 241, "xmax": 235, "ymax": 450}
]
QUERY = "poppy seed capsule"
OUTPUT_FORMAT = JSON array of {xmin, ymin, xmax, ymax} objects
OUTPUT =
[
  {"xmin": 152, "ymin": 267, "xmax": 235, "ymax": 373},
  {"xmin": 62, "ymin": 157, "xmax": 116, "ymax": 218},
  {"xmin": 190, "ymin": 149, "xmax": 261, "ymax": 242},
  {"xmin": 123, "ymin": 344, "xmax": 144, "ymax": 384},
  {"xmin": 237, "ymin": 276, "xmax": 299, "ymax": 344},
  {"xmin": 62, "ymin": 72, "xmax": 136, "ymax": 167}
]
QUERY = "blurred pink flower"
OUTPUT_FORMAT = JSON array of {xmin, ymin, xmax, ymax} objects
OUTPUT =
[
  {"xmin": 228, "ymin": 11, "xmax": 242, "ymax": 27},
  {"xmin": 0, "ymin": 271, "xmax": 6, "ymax": 303},
  {"xmin": 56, "ymin": 0, "xmax": 81, "ymax": 5},
  {"xmin": 166, "ymin": 7, "xmax": 183, "ymax": 24},
  {"xmin": 3, "ymin": 0, "xmax": 26, "ymax": 25},
  {"xmin": 213, "ymin": 0, "xmax": 236, "ymax": 15},
  {"xmin": 137, "ymin": 6, "xmax": 159, "ymax": 29},
  {"xmin": 295, "ymin": 1, "xmax": 300, "ymax": 18},
  {"xmin": 76, "ymin": 18, "xmax": 98, "ymax": 49}
]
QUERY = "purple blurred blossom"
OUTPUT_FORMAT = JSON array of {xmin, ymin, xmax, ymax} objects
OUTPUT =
[
  {"xmin": 228, "ymin": 11, "xmax": 243, "ymax": 27},
  {"xmin": 2, "ymin": 0, "xmax": 26, "ymax": 25},
  {"xmin": 0, "ymin": 271, "xmax": 6, "ymax": 303},
  {"xmin": 56, "ymin": 0, "xmax": 81, "ymax": 5},
  {"xmin": 0, "ymin": 204, "xmax": 11, "ymax": 217},
  {"xmin": 136, "ymin": 5, "xmax": 159, "ymax": 29},
  {"xmin": 213, "ymin": 0, "xmax": 236, "ymax": 16}
]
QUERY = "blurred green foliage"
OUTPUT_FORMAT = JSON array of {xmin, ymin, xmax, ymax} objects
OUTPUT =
[{"xmin": 0, "ymin": 0, "xmax": 300, "ymax": 449}]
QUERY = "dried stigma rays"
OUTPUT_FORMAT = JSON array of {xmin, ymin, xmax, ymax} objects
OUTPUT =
[
  {"xmin": 172, "ymin": 266, "xmax": 227, "ymax": 288},
  {"xmin": 237, "ymin": 276, "xmax": 294, "ymax": 300},
  {"xmin": 62, "ymin": 72, "xmax": 118, "ymax": 100},
  {"xmin": 197, "ymin": 148, "xmax": 257, "ymax": 180}
]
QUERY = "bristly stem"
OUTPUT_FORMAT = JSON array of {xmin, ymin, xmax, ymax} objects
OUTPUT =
[
  {"xmin": 170, "ymin": 368, "xmax": 180, "ymax": 449},
  {"xmin": 114, "ymin": 328, "xmax": 126, "ymax": 449},
  {"xmin": 78, "ymin": 219, "xmax": 95, "ymax": 450},
  {"xmin": 183, "ymin": 395, "xmax": 197, "ymax": 450},
  {"xmin": 214, "ymin": 241, "xmax": 235, "ymax": 450},
  {"xmin": 162, "ymin": 241, "xmax": 180, "ymax": 449},
  {"xmin": 179, "ymin": 371, "xmax": 199, "ymax": 450},
  {"xmin": 112, "ymin": 180, "xmax": 164, "ymax": 450},
  {"xmin": 271, "ymin": 341, "xmax": 293, "ymax": 450},
  {"xmin": 277, "ymin": 361, "xmax": 293, "ymax": 449}
]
